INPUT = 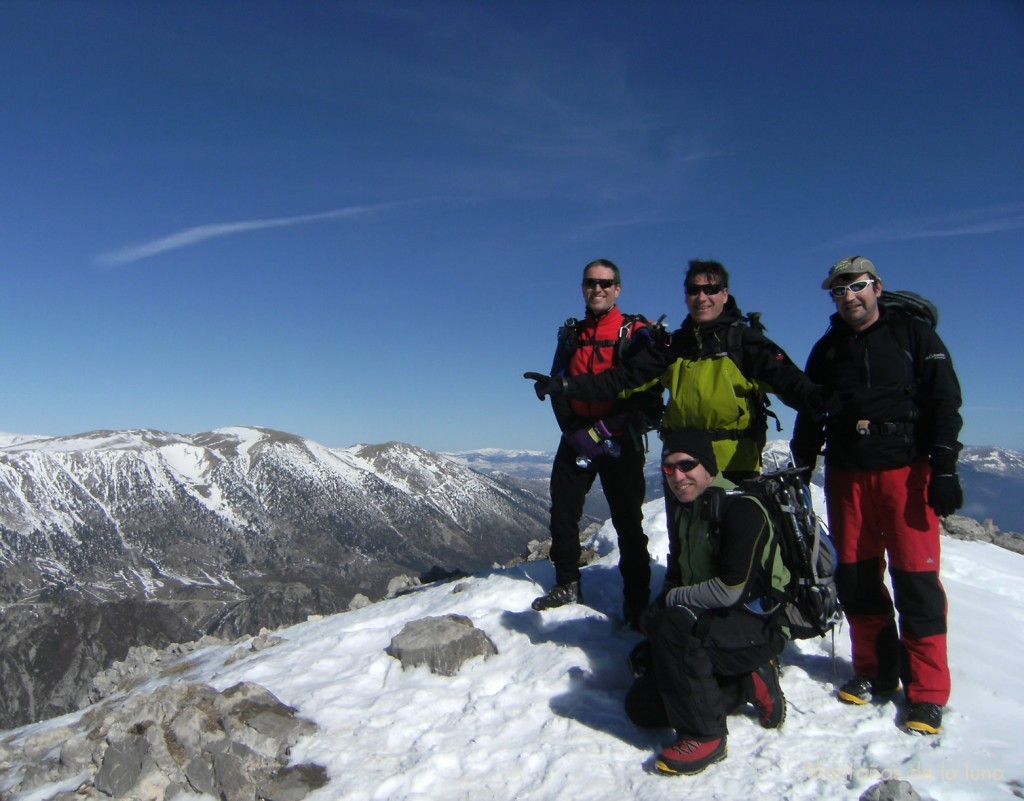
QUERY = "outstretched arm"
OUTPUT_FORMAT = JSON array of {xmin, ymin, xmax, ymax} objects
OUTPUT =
[
  {"xmin": 563, "ymin": 339, "xmax": 672, "ymax": 401},
  {"xmin": 742, "ymin": 329, "xmax": 831, "ymax": 415}
]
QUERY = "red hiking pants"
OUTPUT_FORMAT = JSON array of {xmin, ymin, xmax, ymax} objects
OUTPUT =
[{"xmin": 825, "ymin": 460, "xmax": 950, "ymax": 706}]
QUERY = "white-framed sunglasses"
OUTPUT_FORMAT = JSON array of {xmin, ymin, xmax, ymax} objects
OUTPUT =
[{"xmin": 829, "ymin": 279, "xmax": 875, "ymax": 298}]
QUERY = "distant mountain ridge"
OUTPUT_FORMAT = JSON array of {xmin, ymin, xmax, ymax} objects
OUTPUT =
[
  {"xmin": 0, "ymin": 427, "xmax": 549, "ymax": 605},
  {"xmin": 453, "ymin": 441, "xmax": 1024, "ymax": 535},
  {"xmin": 0, "ymin": 427, "xmax": 549, "ymax": 729}
]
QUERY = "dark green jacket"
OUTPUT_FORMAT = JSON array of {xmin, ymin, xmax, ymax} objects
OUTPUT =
[{"xmin": 663, "ymin": 475, "xmax": 790, "ymax": 613}]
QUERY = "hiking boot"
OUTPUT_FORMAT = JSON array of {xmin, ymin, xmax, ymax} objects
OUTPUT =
[
  {"xmin": 623, "ymin": 600, "xmax": 647, "ymax": 632},
  {"xmin": 531, "ymin": 581, "xmax": 582, "ymax": 611},
  {"xmin": 837, "ymin": 674, "xmax": 901, "ymax": 705},
  {"xmin": 655, "ymin": 735, "xmax": 727, "ymax": 776},
  {"xmin": 905, "ymin": 702, "xmax": 943, "ymax": 735},
  {"xmin": 750, "ymin": 658, "xmax": 786, "ymax": 729}
]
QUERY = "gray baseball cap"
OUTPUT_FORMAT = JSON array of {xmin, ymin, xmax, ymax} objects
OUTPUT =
[{"xmin": 822, "ymin": 256, "xmax": 880, "ymax": 289}]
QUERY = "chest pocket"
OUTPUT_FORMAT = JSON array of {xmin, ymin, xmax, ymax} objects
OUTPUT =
[
  {"xmin": 665, "ymin": 354, "xmax": 757, "ymax": 430},
  {"xmin": 825, "ymin": 323, "xmax": 918, "ymax": 422}
]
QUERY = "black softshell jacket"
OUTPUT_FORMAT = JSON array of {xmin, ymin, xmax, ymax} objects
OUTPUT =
[{"xmin": 791, "ymin": 308, "xmax": 963, "ymax": 471}]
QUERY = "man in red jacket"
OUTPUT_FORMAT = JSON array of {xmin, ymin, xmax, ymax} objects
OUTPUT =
[{"xmin": 529, "ymin": 259, "xmax": 662, "ymax": 629}]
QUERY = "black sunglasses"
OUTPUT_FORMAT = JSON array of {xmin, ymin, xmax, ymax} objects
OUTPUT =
[
  {"xmin": 583, "ymin": 278, "xmax": 618, "ymax": 290},
  {"xmin": 685, "ymin": 284, "xmax": 724, "ymax": 297},
  {"xmin": 662, "ymin": 458, "xmax": 701, "ymax": 475}
]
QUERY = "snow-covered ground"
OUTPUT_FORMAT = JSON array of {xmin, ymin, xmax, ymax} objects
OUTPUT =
[{"xmin": 6, "ymin": 498, "xmax": 1023, "ymax": 800}]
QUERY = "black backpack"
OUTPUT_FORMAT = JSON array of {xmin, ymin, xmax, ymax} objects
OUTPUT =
[
  {"xmin": 876, "ymin": 290, "xmax": 940, "ymax": 391},
  {"xmin": 558, "ymin": 313, "xmax": 667, "ymax": 431},
  {"xmin": 734, "ymin": 468, "xmax": 843, "ymax": 639},
  {"xmin": 557, "ymin": 313, "xmax": 659, "ymax": 366},
  {"xmin": 878, "ymin": 290, "xmax": 939, "ymax": 329}
]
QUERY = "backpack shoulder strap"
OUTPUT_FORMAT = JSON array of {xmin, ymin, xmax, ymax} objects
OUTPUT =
[
  {"xmin": 724, "ymin": 313, "xmax": 781, "ymax": 435},
  {"xmin": 615, "ymin": 312, "xmax": 654, "ymax": 363},
  {"xmin": 557, "ymin": 317, "xmax": 582, "ymax": 361}
]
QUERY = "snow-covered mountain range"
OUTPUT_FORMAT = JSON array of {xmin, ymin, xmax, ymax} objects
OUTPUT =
[
  {"xmin": 0, "ymin": 427, "xmax": 548, "ymax": 603},
  {"xmin": 0, "ymin": 427, "xmax": 549, "ymax": 729}
]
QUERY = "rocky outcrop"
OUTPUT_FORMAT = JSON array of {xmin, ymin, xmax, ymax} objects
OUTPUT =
[
  {"xmin": 860, "ymin": 778, "xmax": 923, "ymax": 801},
  {"xmin": 0, "ymin": 681, "xmax": 326, "ymax": 801},
  {"xmin": 941, "ymin": 514, "xmax": 1024, "ymax": 554},
  {"xmin": 387, "ymin": 614, "xmax": 498, "ymax": 676}
]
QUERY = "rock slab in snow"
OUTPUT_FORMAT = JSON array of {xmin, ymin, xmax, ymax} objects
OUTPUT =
[{"xmin": 387, "ymin": 613, "xmax": 498, "ymax": 676}]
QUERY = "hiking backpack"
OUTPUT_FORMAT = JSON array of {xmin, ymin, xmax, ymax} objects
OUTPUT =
[
  {"xmin": 734, "ymin": 467, "xmax": 843, "ymax": 639},
  {"xmin": 878, "ymin": 290, "xmax": 939, "ymax": 329},
  {"xmin": 557, "ymin": 313, "xmax": 667, "ymax": 431},
  {"xmin": 558, "ymin": 313, "xmax": 665, "ymax": 366}
]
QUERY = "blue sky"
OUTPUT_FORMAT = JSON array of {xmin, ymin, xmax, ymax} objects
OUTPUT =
[{"xmin": 3, "ymin": 1, "xmax": 1023, "ymax": 453}]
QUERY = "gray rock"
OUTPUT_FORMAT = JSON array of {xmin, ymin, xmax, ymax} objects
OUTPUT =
[
  {"xmin": 386, "ymin": 574, "xmax": 421, "ymax": 598},
  {"xmin": 259, "ymin": 763, "xmax": 330, "ymax": 801},
  {"xmin": 387, "ymin": 614, "xmax": 498, "ymax": 676},
  {"xmin": 94, "ymin": 731, "xmax": 151, "ymax": 797},
  {"xmin": 1, "ymin": 680, "xmax": 325, "ymax": 801},
  {"xmin": 860, "ymin": 779, "xmax": 923, "ymax": 801},
  {"xmin": 21, "ymin": 723, "xmax": 79, "ymax": 762},
  {"xmin": 942, "ymin": 515, "xmax": 1024, "ymax": 554},
  {"xmin": 184, "ymin": 752, "xmax": 218, "ymax": 796}
]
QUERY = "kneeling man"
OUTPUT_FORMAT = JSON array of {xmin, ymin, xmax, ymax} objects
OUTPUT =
[{"xmin": 626, "ymin": 428, "xmax": 788, "ymax": 776}]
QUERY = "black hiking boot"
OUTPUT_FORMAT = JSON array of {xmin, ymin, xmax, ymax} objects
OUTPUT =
[
  {"xmin": 905, "ymin": 702, "xmax": 943, "ymax": 735},
  {"xmin": 623, "ymin": 599, "xmax": 648, "ymax": 632},
  {"xmin": 531, "ymin": 581, "xmax": 582, "ymax": 611},
  {"xmin": 837, "ymin": 674, "xmax": 901, "ymax": 705},
  {"xmin": 750, "ymin": 658, "xmax": 786, "ymax": 729}
]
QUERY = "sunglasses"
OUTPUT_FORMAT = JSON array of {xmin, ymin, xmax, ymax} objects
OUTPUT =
[
  {"xmin": 829, "ymin": 279, "xmax": 875, "ymax": 298},
  {"xmin": 583, "ymin": 278, "xmax": 618, "ymax": 290},
  {"xmin": 662, "ymin": 458, "xmax": 701, "ymax": 475},
  {"xmin": 685, "ymin": 284, "xmax": 724, "ymax": 297}
]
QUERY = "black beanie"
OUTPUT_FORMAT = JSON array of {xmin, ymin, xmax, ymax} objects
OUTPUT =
[{"xmin": 661, "ymin": 428, "xmax": 718, "ymax": 476}]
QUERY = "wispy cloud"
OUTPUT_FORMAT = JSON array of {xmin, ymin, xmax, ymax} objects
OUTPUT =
[
  {"xmin": 95, "ymin": 201, "xmax": 414, "ymax": 267},
  {"xmin": 834, "ymin": 202, "xmax": 1024, "ymax": 248}
]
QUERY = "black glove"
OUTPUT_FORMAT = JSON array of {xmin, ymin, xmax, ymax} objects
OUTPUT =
[
  {"xmin": 523, "ymin": 372, "xmax": 566, "ymax": 401},
  {"xmin": 927, "ymin": 472, "xmax": 963, "ymax": 517},
  {"xmin": 790, "ymin": 444, "xmax": 817, "ymax": 474}
]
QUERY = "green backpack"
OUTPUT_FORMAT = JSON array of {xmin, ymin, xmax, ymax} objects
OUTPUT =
[{"xmin": 732, "ymin": 468, "xmax": 843, "ymax": 639}]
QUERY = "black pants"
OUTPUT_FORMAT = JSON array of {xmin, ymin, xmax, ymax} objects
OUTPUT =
[
  {"xmin": 548, "ymin": 438, "xmax": 650, "ymax": 610},
  {"xmin": 625, "ymin": 606, "xmax": 785, "ymax": 739}
]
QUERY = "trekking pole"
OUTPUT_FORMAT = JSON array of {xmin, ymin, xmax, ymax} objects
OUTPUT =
[{"xmin": 831, "ymin": 628, "xmax": 837, "ymax": 686}]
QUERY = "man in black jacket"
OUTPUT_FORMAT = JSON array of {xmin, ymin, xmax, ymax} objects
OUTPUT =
[
  {"xmin": 625, "ymin": 428, "xmax": 787, "ymax": 776},
  {"xmin": 791, "ymin": 256, "xmax": 963, "ymax": 736}
]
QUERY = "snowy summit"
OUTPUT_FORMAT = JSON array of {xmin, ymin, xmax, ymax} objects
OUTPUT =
[{"xmin": 3, "ymin": 496, "xmax": 1022, "ymax": 800}]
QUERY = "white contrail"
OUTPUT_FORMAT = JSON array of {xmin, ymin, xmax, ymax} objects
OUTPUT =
[
  {"xmin": 95, "ymin": 202, "xmax": 402, "ymax": 266},
  {"xmin": 834, "ymin": 202, "xmax": 1024, "ymax": 247}
]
